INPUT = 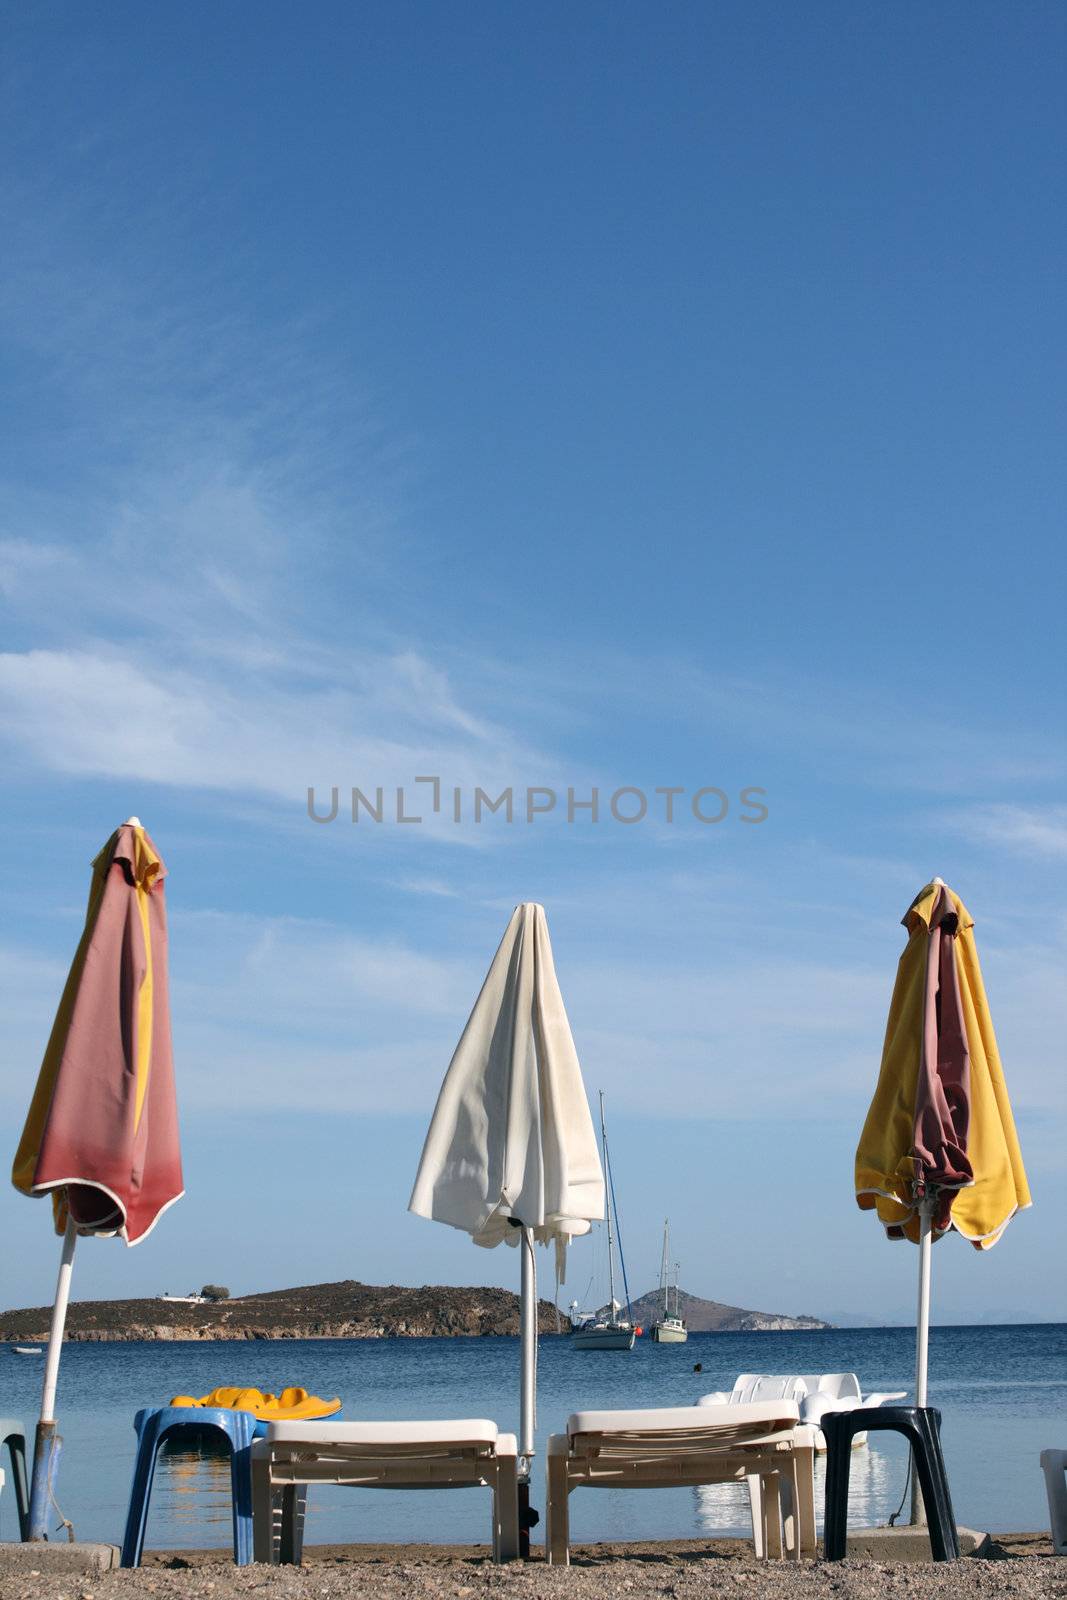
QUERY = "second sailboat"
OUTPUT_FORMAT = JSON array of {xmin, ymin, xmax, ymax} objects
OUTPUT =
[
  {"xmin": 570, "ymin": 1091, "xmax": 636, "ymax": 1350},
  {"xmin": 649, "ymin": 1217, "xmax": 687, "ymax": 1343}
]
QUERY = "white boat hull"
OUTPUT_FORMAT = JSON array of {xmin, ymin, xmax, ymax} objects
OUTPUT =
[
  {"xmin": 650, "ymin": 1321, "xmax": 687, "ymax": 1344},
  {"xmin": 571, "ymin": 1325, "xmax": 636, "ymax": 1350}
]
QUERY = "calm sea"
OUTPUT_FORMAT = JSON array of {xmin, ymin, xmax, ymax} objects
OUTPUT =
[{"xmin": 2, "ymin": 1325, "xmax": 1063, "ymax": 1550}]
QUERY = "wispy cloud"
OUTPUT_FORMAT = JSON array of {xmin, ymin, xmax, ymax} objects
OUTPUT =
[
  {"xmin": 1, "ymin": 149, "xmax": 502, "ymax": 815},
  {"xmin": 953, "ymin": 803, "xmax": 1067, "ymax": 861},
  {"xmin": 0, "ymin": 538, "xmax": 74, "ymax": 600},
  {"xmin": 0, "ymin": 442, "xmax": 552, "ymax": 824},
  {"xmin": 0, "ymin": 642, "xmax": 538, "ymax": 814},
  {"xmin": 0, "ymin": 944, "xmax": 71, "ymax": 1079},
  {"xmin": 389, "ymin": 876, "xmax": 465, "ymax": 900},
  {"xmin": 0, "ymin": 911, "xmax": 477, "ymax": 1118},
  {"xmin": 0, "ymin": 158, "xmax": 566, "ymax": 826},
  {"xmin": 6, "ymin": 892, "xmax": 1056, "ymax": 1126}
]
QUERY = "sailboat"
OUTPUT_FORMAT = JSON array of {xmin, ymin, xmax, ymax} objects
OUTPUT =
[
  {"xmin": 649, "ymin": 1218, "xmax": 687, "ymax": 1344},
  {"xmin": 569, "ymin": 1092, "xmax": 636, "ymax": 1350}
]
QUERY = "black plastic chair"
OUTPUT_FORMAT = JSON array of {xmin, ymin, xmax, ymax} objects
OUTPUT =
[
  {"xmin": 822, "ymin": 1406, "xmax": 960, "ymax": 1562},
  {"xmin": 1, "ymin": 1417, "xmax": 30, "ymax": 1541}
]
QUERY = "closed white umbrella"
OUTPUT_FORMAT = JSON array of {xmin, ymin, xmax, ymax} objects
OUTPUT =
[{"xmin": 409, "ymin": 903, "xmax": 604, "ymax": 1536}]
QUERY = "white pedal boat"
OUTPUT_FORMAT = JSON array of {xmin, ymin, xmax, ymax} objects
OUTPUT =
[{"xmin": 698, "ymin": 1372, "xmax": 906, "ymax": 1450}]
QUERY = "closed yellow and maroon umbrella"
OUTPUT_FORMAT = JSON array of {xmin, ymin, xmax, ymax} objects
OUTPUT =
[
  {"xmin": 855, "ymin": 878, "xmax": 1030, "ymax": 1517},
  {"xmin": 11, "ymin": 818, "xmax": 183, "ymax": 1539}
]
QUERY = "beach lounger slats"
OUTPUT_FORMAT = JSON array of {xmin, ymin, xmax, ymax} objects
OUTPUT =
[
  {"xmin": 546, "ymin": 1402, "xmax": 816, "ymax": 1566},
  {"xmin": 566, "ymin": 1403, "xmax": 802, "ymax": 1464},
  {"xmin": 558, "ymin": 1445, "xmax": 799, "ymax": 1479},
  {"xmin": 269, "ymin": 1443, "xmax": 501, "ymax": 1464},
  {"xmin": 251, "ymin": 1420, "xmax": 519, "ymax": 1564}
]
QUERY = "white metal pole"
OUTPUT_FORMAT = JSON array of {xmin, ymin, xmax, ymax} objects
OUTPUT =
[
  {"xmin": 915, "ymin": 1200, "xmax": 933, "ymax": 1409},
  {"xmin": 910, "ymin": 1194, "xmax": 935, "ymax": 1524},
  {"xmin": 519, "ymin": 1226, "xmax": 536, "ymax": 1464},
  {"xmin": 40, "ymin": 1217, "xmax": 77, "ymax": 1426},
  {"xmin": 29, "ymin": 1216, "xmax": 78, "ymax": 1537}
]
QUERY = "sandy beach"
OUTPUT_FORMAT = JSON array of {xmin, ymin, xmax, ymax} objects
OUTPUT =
[{"xmin": 2, "ymin": 1539, "xmax": 1063, "ymax": 1600}]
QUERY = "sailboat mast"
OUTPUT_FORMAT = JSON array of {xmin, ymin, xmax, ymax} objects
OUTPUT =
[
  {"xmin": 599, "ymin": 1091, "xmax": 617, "ymax": 1316},
  {"xmin": 661, "ymin": 1219, "xmax": 670, "ymax": 1317}
]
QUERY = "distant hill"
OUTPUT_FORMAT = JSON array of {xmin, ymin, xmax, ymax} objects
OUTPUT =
[
  {"xmin": 822, "ymin": 1310, "xmax": 902, "ymax": 1328},
  {"xmin": 0, "ymin": 1278, "xmax": 831, "ymax": 1343},
  {"xmin": 0, "ymin": 1280, "xmax": 562, "ymax": 1342},
  {"xmin": 605, "ymin": 1287, "xmax": 830, "ymax": 1332}
]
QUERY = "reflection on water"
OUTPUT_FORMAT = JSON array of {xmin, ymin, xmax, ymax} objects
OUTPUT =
[
  {"xmin": 154, "ymin": 1439, "xmax": 234, "ymax": 1534},
  {"xmin": 151, "ymin": 1436, "xmax": 909, "ymax": 1550},
  {"xmin": 694, "ymin": 1442, "xmax": 905, "ymax": 1536},
  {"xmin": 153, "ymin": 1438, "xmax": 344, "ymax": 1544}
]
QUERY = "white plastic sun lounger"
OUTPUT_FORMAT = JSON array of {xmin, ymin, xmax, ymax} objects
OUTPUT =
[
  {"xmin": 250, "ymin": 1419, "xmax": 519, "ymax": 1564},
  {"xmin": 698, "ymin": 1374, "xmax": 907, "ymax": 1448},
  {"xmin": 545, "ymin": 1400, "xmax": 816, "ymax": 1565},
  {"xmin": 1040, "ymin": 1449, "xmax": 1067, "ymax": 1555}
]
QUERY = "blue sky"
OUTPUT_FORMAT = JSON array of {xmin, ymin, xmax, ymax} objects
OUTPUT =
[{"xmin": 1, "ymin": 2, "xmax": 1064, "ymax": 1326}]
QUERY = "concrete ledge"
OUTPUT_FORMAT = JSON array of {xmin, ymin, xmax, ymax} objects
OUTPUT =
[
  {"xmin": 844, "ymin": 1526, "xmax": 989, "ymax": 1561},
  {"xmin": 0, "ymin": 1542, "xmax": 121, "ymax": 1574}
]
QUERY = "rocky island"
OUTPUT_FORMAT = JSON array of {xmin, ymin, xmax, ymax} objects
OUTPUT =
[
  {"xmin": 0, "ymin": 1280, "xmax": 563, "ymax": 1342},
  {"xmin": 0, "ymin": 1279, "xmax": 829, "ymax": 1342}
]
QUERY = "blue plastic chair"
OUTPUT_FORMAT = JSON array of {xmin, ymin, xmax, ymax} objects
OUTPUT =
[
  {"xmin": 121, "ymin": 1406, "xmax": 259, "ymax": 1567},
  {"xmin": 0, "ymin": 1417, "xmax": 30, "ymax": 1541}
]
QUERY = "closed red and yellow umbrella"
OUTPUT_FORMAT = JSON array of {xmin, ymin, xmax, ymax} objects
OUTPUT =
[
  {"xmin": 11, "ymin": 818, "xmax": 182, "ymax": 1538},
  {"xmin": 856, "ymin": 878, "xmax": 1030, "ymax": 1249},
  {"xmin": 855, "ymin": 878, "xmax": 1030, "ymax": 1519}
]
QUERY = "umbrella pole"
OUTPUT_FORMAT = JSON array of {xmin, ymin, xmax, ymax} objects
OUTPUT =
[
  {"xmin": 518, "ymin": 1226, "xmax": 537, "ymax": 1558},
  {"xmin": 29, "ymin": 1216, "xmax": 78, "ymax": 1540},
  {"xmin": 910, "ymin": 1193, "xmax": 935, "ymax": 1526}
]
